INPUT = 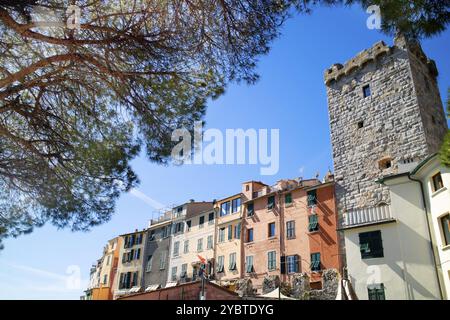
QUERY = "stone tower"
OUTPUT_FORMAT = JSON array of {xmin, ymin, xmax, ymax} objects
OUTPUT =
[{"xmin": 325, "ymin": 34, "xmax": 447, "ymax": 218}]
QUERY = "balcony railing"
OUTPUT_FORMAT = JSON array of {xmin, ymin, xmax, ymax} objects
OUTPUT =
[{"xmin": 342, "ymin": 205, "xmax": 395, "ymax": 228}]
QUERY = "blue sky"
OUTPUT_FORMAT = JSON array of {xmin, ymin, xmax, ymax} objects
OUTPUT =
[{"xmin": 0, "ymin": 5, "xmax": 449, "ymax": 300}]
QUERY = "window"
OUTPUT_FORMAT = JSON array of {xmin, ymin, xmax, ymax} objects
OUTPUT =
[
  {"xmin": 186, "ymin": 220, "xmax": 191, "ymax": 231},
  {"xmin": 179, "ymin": 222, "xmax": 185, "ymax": 233},
  {"xmin": 357, "ymin": 121, "xmax": 364, "ymax": 129},
  {"xmin": 232, "ymin": 198, "xmax": 241, "ymax": 213},
  {"xmin": 171, "ymin": 267, "xmax": 177, "ymax": 281},
  {"xmin": 229, "ymin": 253, "xmax": 237, "ymax": 270},
  {"xmin": 268, "ymin": 222, "xmax": 276, "ymax": 238},
  {"xmin": 368, "ymin": 284, "xmax": 385, "ymax": 300},
  {"xmin": 247, "ymin": 228, "xmax": 254, "ymax": 242},
  {"xmin": 228, "ymin": 225, "xmax": 233, "ymax": 240},
  {"xmin": 208, "ymin": 212, "xmax": 214, "ymax": 225},
  {"xmin": 134, "ymin": 248, "xmax": 141, "ymax": 260},
  {"xmin": 162, "ymin": 226, "xmax": 169, "ymax": 238},
  {"xmin": 247, "ymin": 203, "xmax": 254, "ymax": 217},
  {"xmin": 268, "ymin": 251, "xmax": 276, "ymax": 271},
  {"xmin": 363, "ymin": 84, "xmax": 371, "ymax": 98},
  {"xmin": 181, "ymin": 264, "xmax": 187, "ymax": 278},
  {"xmin": 106, "ymin": 255, "xmax": 111, "ymax": 266},
  {"xmin": 176, "ymin": 206, "xmax": 183, "ymax": 216},
  {"xmin": 199, "ymin": 216, "xmax": 205, "ymax": 228},
  {"xmin": 130, "ymin": 272, "xmax": 138, "ymax": 287},
  {"xmin": 197, "ymin": 238, "xmax": 203, "ymax": 252},
  {"xmin": 359, "ymin": 230, "xmax": 384, "ymax": 259},
  {"xmin": 207, "ymin": 235, "xmax": 213, "ymax": 249},
  {"xmin": 149, "ymin": 230, "xmax": 156, "ymax": 241},
  {"xmin": 103, "ymin": 274, "xmax": 107, "ymax": 285},
  {"xmin": 220, "ymin": 201, "xmax": 231, "ymax": 217},
  {"xmin": 136, "ymin": 233, "xmax": 143, "ymax": 244},
  {"xmin": 159, "ymin": 251, "xmax": 167, "ymax": 270},
  {"xmin": 308, "ymin": 214, "xmax": 319, "ymax": 232},
  {"xmin": 440, "ymin": 214, "xmax": 450, "ymax": 246},
  {"xmin": 218, "ymin": 228, "xmax": 225, "ymax": 243},
  {"xmin": 311, "ymin": 253, "xmax": 321, "ymax": 272},
  {"xmin": 286, "ymin": 255, "xmax": 299, "ymax": 273},
  {"xmin": 234, "ymin": 223, "xmax": 241, "ymax": 239},
  {"xmin": 285, "ymin": 193, "xmax": 292, "ymax": 205},
  {"xmin": 379, "ymin": 158, "xmax": 392, "ymax": 170},
  {"xmin": 245, "ymin": 256, "xmax": 254, "ymax": 273},
  {"xmin": 183, "ymin": 240, "xmax": 189, "ymax": 254},
  {"xmin": 307, "ymin": 190, "xmax": 317, "ymax": 206},
  {"xmin": 431, "ymin": 172, "xmax": 444, "ymax": 193},
  {"xmin": 146, "ymin": 255, "xmax": 153, "ymax": 272},
  {"xmin": 217, "ymin": 256, "xmax": 225, "ymax": 273},
  {"xmin": 286, "ymin": 221, "xmax": 295, "ymax": 239},
  {"xmin": 267, "ymin": 196, "xmax": 275, "ymax": 210},
  {"xmin": 173, "ymin": 241, "xmax": 180, "ymax": 257},
  {"xmin": 246, "ymin": 185, "xmax": 249, "ymax": 191}
]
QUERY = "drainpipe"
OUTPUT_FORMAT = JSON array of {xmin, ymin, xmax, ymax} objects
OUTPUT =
[
  {"xmin": 407, "ymin": 174, "xmax": 444, "ymax": 300},
  {"xmin": 277, "ymin": 191, "xmax": 285, "ymax": 286}
]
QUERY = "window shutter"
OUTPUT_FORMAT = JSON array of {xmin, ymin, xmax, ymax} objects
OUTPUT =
[
  {"xmin": 280, "ymin": 256, "xmax": 286, "ymax": 274},
  {"xmin": 228, "ymin": 225, "xmax": 233, "ymax": 240},
  {"xmin": 295, "ymin": 255, "xmax": 299, "ymax": 273}
]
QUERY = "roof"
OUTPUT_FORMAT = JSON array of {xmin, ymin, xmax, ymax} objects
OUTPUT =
[
  {"xmin": 376, "ymin": 153, "xmax": 439, "ymax": 185},
  {"xmin": 118, "ymin": 280, "xmax": 239, "ymax": 300},
  {"xmin": 410, "ymin": 153, "xmax": 439, "ymax": 175},
  {"xmin": 119, "ymin": 229, "xmax": 148, "ymax": 237},
  {"xmin": 259, "ymin": 287, "xmax": 296, "ymax": 300}
]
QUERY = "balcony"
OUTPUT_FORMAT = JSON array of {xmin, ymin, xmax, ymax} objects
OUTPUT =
[{"xmin": 341, "ymin": 205, "xmax": 396, "ymax": 229}]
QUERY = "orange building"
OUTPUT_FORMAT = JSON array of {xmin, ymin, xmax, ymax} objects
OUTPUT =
[
  {"xmin": 86, "ymin": 237, "xmax": 122, "ymax": 300},
  {"xmin": 241, "ymin": 176, "xmax": 341, "ymax": 293}
]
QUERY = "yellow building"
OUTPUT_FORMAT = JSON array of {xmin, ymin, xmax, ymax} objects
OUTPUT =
[
  {"xmin": 113, "ymin": 229, "xmax": 147, "ymax": 299},
  {"xmin": 214, "ymin": 193, "xmax": 244, "ymax": 287}
]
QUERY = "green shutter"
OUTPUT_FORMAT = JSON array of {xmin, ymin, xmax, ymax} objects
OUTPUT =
[
  {"xmin": 307, "ymin": 190, "xmax": 317, "ymax": 206},
  {"xmin": 308, "ymin": 214, "xmax": 319, "ymax": 232},
  {"xmin": 285, "ymin": 193, "xmax": 292, "ymax": 204}
]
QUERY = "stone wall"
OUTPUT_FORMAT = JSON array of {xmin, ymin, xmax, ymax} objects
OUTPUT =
[{"xmin": 291, "ymin": 269, "xmax": 339, "ymax": 300}]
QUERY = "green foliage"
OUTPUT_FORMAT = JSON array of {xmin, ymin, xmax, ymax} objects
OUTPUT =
[
  {"xmin": 439, "ymin": 89, "xmax": 450, "ymax": 167},
  {"xmin": 0, "ymin": 0, "xmax": 296, "ymax": 248},
  {"xmin": 306, "ymin": 0, "xmax": 450, "ymax": 39}
]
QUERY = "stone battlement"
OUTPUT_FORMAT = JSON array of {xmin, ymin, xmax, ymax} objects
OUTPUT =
[{"xmin": 324, "ymin": 34, "xmax": 438, "ymax": 86}]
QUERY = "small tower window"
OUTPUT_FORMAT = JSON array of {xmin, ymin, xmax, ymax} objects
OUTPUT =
[
  {"xmin": 357, "ymin": 121, "xmax": 364, "ymax": 129},
  {"xmin": 379, "ymin": 158, "xmax": 392, "ymax": 170},
  {"xmin": 363, "ymin": 85, "xmax": 371, "ymax": 98},
  {"xmin": 431, "ymin": 116, "xmax": 436, "ymax": 125}
]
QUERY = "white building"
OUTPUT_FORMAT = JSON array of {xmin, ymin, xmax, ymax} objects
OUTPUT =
[
  {"xmin": 166, "ymin": 201, "xmax": 214, "ymax": 285},
  {"xmin": 341, "ymin": 156, "xmax": 448, "ymax": 300},
  {"xmin": 407, "ymin": 154, "xmax": 450, "ymax": 299}
]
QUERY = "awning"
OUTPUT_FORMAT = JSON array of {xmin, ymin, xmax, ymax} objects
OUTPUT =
[
  {"xmin": 165, "ymin": 281, "xmax": 177, "ymax": 288},
  {"xmin": 129, "ymin": 286, "xmax": 141, "ymax": 293},
  {"xmin": 145, "ymin": 284, "xmax": 161, "ymax": 292},
  {"xmin": 259, "ymin": 287, "xmax": 297, "ymax": 300},
  {"xmin": 114, "ymin": 289, "xmax": 130, "ymax": 296}
]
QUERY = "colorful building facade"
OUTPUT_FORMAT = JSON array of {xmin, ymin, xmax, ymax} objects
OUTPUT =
[{"xmin": 214, "ymin": 193, "xmax": 243, "ymax": 287}]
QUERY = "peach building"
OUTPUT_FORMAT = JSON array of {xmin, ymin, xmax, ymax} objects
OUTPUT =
[
  {"xmin": 241, "ymin": 177, "xmax": 341, "ymax": 293},
  {"xmin": 214, "ymin": 193, "xmax": 244, "ymax": 288}
]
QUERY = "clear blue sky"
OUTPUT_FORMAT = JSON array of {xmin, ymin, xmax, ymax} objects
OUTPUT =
[{"xmin": 0, "ymin": 5, "xmax": 449, "ymax": 299}]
